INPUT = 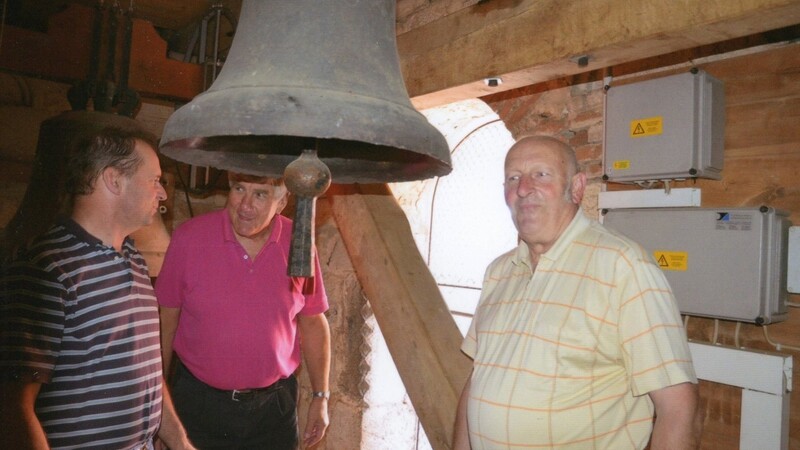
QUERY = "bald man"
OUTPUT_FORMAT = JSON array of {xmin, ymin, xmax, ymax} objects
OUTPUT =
[{"xmin": 454, "ymin": 136, "xmax": 701, "ymax": 450}]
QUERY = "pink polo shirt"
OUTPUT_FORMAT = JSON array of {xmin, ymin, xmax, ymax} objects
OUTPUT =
[{"xmin": 155, "ymin": 209, "xmax": 328, "ymax": 390}]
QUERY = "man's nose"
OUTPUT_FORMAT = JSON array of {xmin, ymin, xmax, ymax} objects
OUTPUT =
[
  {"xmin": 240, "ymin": 192, "xmax": 256, "ymax": 208},
  {"xmin": 157, "ymin": 183, "xmax": 167, "ymax": 201},
  {"xmin": 516, "ymin": 175, "xmax": 537, "ymax": 196}
]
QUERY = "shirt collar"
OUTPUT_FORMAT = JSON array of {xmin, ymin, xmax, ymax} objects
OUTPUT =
[
  {"xmin": 60, "ymin": 217, "xmax": 101, "ymax": 246},
  {"xmin": 221, "ymin": 210, "xmax": 285, "ymax": 246},
  {"xmin": 60, "ymin": 217, "xmax": 135, "ymax": 250},
  {"xmin": 510, "ymin": 209, "xmax": 591, "ymax": 267}
]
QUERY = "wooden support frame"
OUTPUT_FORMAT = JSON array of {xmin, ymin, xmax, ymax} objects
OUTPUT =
[
  {"xmin": 0, "ymin": 4, "xmax": 203, "ymax": 101},
  {"xmin": 329, "ymin": 184, "xmax": 472, "ymax": 450},
  {"xmin": 5, "ymin": 1, "xmax": 800, "ymax": 107}
]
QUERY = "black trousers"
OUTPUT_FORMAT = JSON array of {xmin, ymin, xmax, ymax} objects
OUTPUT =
[{"xmin": 171, "ymin": 361, "xmax": 299, "ymax": 450}]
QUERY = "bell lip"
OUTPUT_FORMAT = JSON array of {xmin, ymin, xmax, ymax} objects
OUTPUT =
[
  {"xmin": 159, "ymin": 138, "xmax": 452, "ymax": 184},
  {"xmin": 159, "ymin": 86, "xmax": 451, "ymax": 183}
]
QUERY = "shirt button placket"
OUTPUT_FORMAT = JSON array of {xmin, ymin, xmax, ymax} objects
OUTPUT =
[{"xmin": 243, "ymin": 253, "xmax": 254, "ymax": 273}]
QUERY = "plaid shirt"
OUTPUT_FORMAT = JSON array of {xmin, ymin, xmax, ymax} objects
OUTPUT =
[{"xmin": 463, "ymin": 211, "xmax": 696, "ymax": 449}]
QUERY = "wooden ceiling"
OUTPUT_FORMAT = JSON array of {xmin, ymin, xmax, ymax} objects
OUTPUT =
[
  {"xmin": 4, "ymin": 0, "xmax": 800, "ymax": 108},
  {"xmin": 8, "ymin": 0, "xmax": 241, "ymax": 31}
]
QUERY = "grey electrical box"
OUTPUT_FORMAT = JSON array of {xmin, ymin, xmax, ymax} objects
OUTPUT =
[
  {"xmin": 603, "ymin": 207, "xmax": 790, "ymax": 324},
  {"xmin": 603, "ymin": 70, "xmax": 725, "ymax": 182}
]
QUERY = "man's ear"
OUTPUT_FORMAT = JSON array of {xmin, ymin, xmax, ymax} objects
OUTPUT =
[
  {"xmin": 571, "ymin": 172, "xmax": 587, "ymax": 205},
  {"xmin": 101, "ymin": 167, "xmax": 123, "ymax": 195},
  {"xmin": 276, "ymin": 190, "xmax": 290, "ymax": 214}
]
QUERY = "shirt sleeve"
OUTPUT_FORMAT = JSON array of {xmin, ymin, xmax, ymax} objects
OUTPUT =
[
  {"xmin": 0, "ymin": 259, "xmax": 65, "ymax": 382},
  {"xmin": 461, "ymin": 317, "xmax": 479, "ymax": 359},
  {"xmin": 298, "ymin": 249, "xmax": 329, "ymax": 316},
  {"xmin": 462, "ymin": 263, "xmax": 497, "ymax": 360},
  {"xmin": 616, "ymin": 246, "xmax": 697, "ymax": 396}
]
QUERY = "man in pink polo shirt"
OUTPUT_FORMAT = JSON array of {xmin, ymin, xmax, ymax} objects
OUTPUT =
[{"xmin": 156, "ymin": 172, "xmax": 330, "ymax": 449}]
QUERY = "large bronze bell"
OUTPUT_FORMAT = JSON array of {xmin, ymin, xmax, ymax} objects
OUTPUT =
[
  {"xmin": 160, "ymin": 0, "xmax": 451, "ymax": 276},
  {"xmin": 159, "ymin": 0, "xmax": 450, "ymax": 182}
]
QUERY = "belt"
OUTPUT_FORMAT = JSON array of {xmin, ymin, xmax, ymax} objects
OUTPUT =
[
  {"xmin": 227, "ymin": 383, "xmax": 283, "ymax": 402},
  {"xmin": 177, "ymin": 359, "xmax": 287, "ymax": 402}
]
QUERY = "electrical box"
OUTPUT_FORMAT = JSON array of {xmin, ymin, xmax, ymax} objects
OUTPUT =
[
  {"xmin": 603, "ymin": 207, "xmax": 790, "ymax": 324},
  {"xmin": 789, "ymin": 226, "xmax": 800, "ymax": 294},
  {"xmin": 603, "ymin": 69, "xmax": 725, "ymax": 182}
]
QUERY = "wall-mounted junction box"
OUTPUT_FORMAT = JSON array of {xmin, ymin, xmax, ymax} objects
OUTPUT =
[
  {"xmin": 603, "ymin": 69, "xmax": 725, "ymax": 182},
  {"xmin": 789, "ymin": 226, "xmax": 800, "ymax": 294},
  {"xmin": 603, "ymin": 206, "xmax": 790, "ymax": 324}
]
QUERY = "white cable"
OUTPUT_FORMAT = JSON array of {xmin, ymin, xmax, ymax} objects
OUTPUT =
[
  {"xmin": 711, "ymin": 319, "xmax": 719, "ymax": 345},
  {"xmin": 734, "ymin": 321, "xmax": 741, "ymax": 348},
  {"xmin": 762, "ymin": 325, "xmax": 800, "ymax": 352},
  {"xmin": 603, "ymin": 74, "xmax": 613, "ymax": 90}
]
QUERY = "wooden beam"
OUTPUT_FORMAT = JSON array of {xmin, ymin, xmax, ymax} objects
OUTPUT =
[
  {"xmin": 399, "ymin": 0, "xmax": 800, "ymax": 109},
  {"xmin": 66, "ymin": 0, "xmax": 224, "ymax": 31},
  {"xmin": 329, "ymin": 183, "xmax": 472, "ymax": 450},
  {"xmin": 128, "ymin": 19, "xmax": 204, "ymax": 101},
  {"xmin": 0, "ymin": 6, "xmax": 93, "ymax": 82},
  {"xmin": 0, "ymin": 4, "xmax": 204, "ymax": 102}
]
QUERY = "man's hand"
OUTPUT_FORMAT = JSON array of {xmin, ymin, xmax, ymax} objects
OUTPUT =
[{"xmin": 302, "ymin": 396, "xmax": 329, "ymax": 448}]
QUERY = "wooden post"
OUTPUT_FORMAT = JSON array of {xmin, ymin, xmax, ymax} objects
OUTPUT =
[{"xmin": 329, "ymin": 183, "xmax": 472, "ymax": 450}]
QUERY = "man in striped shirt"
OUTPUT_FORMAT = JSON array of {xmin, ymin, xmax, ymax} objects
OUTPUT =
[
  {"xmin": 453, "ymin": 136, "xmax": 702, "ymax": 450},
  {"xmin": 0, "ymin": 127, "xmax": 194, "ymax": 450}
]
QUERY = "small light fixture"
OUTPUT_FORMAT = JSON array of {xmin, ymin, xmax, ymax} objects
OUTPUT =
[{"xmin": 484, "ymin": 77, "xmax": 503, "ymax": 87}]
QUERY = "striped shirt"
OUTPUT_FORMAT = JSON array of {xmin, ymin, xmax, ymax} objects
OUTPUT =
[
  {"xmin": 0, "ymin": 219, "xmax": 162, "ymax": 450},
  {"xmin": 462, "ymin": 211, "xmax": 696, "ymax": 450}
]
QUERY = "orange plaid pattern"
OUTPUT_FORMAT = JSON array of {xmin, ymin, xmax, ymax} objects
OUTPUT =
[{"xmin": 462, "ymin": 211, "xmax": 696, "ymax": 449}]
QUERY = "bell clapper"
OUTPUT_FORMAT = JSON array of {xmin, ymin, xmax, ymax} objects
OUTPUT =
[{"xmin": 283, "ymin": 148, "xmax": 332, "ymax": 277}]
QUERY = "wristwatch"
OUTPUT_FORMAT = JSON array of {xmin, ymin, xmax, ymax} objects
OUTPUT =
[{"xmin": 311, "ymin": 391, "xmax": 330, "ymax": 400}]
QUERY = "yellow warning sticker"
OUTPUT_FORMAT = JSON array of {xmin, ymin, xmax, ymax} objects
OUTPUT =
[
  {"xmin": 653, "ymin": 250, "xmax": 687, "ymax": 271},
  {"xmin": 630, "ymin": 116, "xmax": 663, "ymax": 137},
  {"xmin": 613, "ymin": 160, "xmax": 630, "ymax": 170}
]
